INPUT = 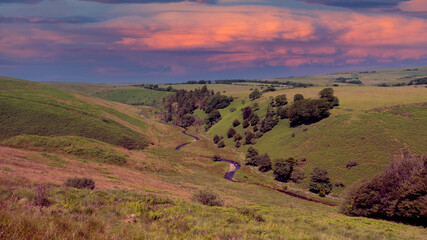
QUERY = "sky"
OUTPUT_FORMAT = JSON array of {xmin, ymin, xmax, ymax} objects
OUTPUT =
[{"xmin": 0, "ymin": 0, "xmax": 426, "ymax": 83}]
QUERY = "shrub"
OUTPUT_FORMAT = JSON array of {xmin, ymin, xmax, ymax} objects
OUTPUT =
[
  {"xmin": 294, "ymin": 94, "xmax": 304, "ymax": 102},
  {"xmin": 227, "ymin": 128, "xmax": 236, "ymax": 138},
  {"xmin": 230, "ymin": 107, "xmax": 236, "ymax": 112},
  {"xmin": 242, "ymin": 119, "xmax": 250, "ymax": 129},
  {"xmin": 33, "ymin": 184, "xmax": 51, "ymax": 207},
  {"xmin": 242, "ymin": 107, "xmax": 252, "ymax": 120},
  {"xmin": 237, "ymin": 207, "xmax": 265, "ymax": 222},
  {"xmin": 274, "ymin": 94, "xmax": 288, "ymax": 107},
  {"xmin": 212, "ymin": 154, "xmax": 221, "ymax": 161},
  {"xmin": 255, "ymin": 131, "xmax": 263, "ymax": 139},
  {"xmin": 273, "ymin": 158, "xmax": 298, "ymax": 182},
  {"xmin": 233, "ymin": 133, "xmax": 242, "ymax": 142},
  {"xmin": 250, "ymin": 114, "xmax": 260, "ymax": 126},
  {"xmin": 245, "ymin": 147, "xmax": 259, "ymax": 166},
  {"xmin": 64, "ymin": 177, "xmax": 95, "ymax": 190},
  {"xmin": 244, "ymin": 132, "xmax": 255, "ymax": 145},
  {"xmin": 346, "ymin": 160, "xmax": 358, "ymax": 169},
  {"xmin": 257, "ymin": 154, "xmax": 272, "ymax": 172},
  {"xmin": 235, "ymin": 141, "xmax": 241, "ymax": 148},
  {"xmin": 309, "ymin": 168, "xmax": 332, "ymax": 196},
  {"xmin": 217, "ymin": 140, "xmax": 225, "ymax": 148},
  {"xmin": 290, "ymin": 168, "xmax": 306, "ymax": 183},
  {"xmin": 232, "ymin": 119, "xmax": 240, "ymax": 127},
  {"xmin": 341, "ymin": 154, "xmax": 427, "ymax": 226},
  {"xmin": 249, "ymin": 89, "xmax": 261, "ymax": 100},
  {"xmin": 213, "ymin": 135, "xmax": 220, "ymax": 144},
  {"xmin": 192, "ymin": 188, "xmax": 224, "ymax": 206}
]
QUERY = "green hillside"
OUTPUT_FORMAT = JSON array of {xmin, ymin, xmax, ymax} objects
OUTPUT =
[
  {"xmin": 206, "ymin": 86, "xmax": 427, "ymax": 196},
  {"xmin": 0, "ymin": 77, "xmax": 150, "ymax": 150}
]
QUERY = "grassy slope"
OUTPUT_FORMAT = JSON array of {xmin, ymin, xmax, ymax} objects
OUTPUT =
[
  {"xmin": 0, "ymin": 73, "xmax": 426, "ymax": 239},
  {"xmin": 91, "ymin": 87, "xmax": 172, "ymax": 106},
  {"xmin": 207, "ymin": 85, "xmax": 427, "ymax": 196},
  {"xmin": 0, "ymin": 77, "xmax": 150, "ymax": 150}
]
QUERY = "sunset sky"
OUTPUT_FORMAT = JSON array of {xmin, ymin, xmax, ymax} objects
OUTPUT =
[{"xmin": 1, "ymin": 0, "xmax": 426, "ymax": 83}]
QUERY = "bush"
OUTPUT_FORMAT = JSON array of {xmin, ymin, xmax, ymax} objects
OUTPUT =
[
  {"xmin": 346, "ymin": 160, "xmax": 358, "ymax": 169},
  {"xmin": 33, "ymin": 184, "xmax": 51, "ymax": 207},
  {"xmin": 294, "ymin": 94, "xmax": 304, "ymax": 102},
  {"xmin": 232, "ymin": 119, "xmax": 240, "ymax": 127},
  {"xmin": 274, "ymin": 94, "xmax": 288, "ymax": 107},
  {"xmin": 245, "ymin": 147, "xmax": 259, "ymax": 166},
  {"xmin": 242, "ymin": 107, "xmax": 252, "ymax": 120},
  {"xmin": 255, "ymin": 131, "xmax": 263, "ymax": 139},
  {"xmin": 244, "ymin": 132, "xmax": 255, "ymax": 145},
  {"xmin": 192, "ymin": 188, "xmax": 224, "ymax": 206},
  {"xmin": 242, "ymin": 119, "xmax": 250, "ymax": 129},
  {"xmin": 233, "ymin": 133, "xmax": 242, "ymax": 142},
  {"xmin": 213, "ymin": 135, "xmax": 220, "ymax": 144},
  {"xmin": 309, "ymin": 168, "xmax": 332, "ymax": 196},
  {"xmin": 249, "ymin": 89, "xmax": 261, "ymax": 100},
  {"xmin": 237, "ymin": 207, "xmax": 265, "ymax": 222},
  {"xmin": 64, "ymin": 177, "xmax": 95, "ymax": 190},
  {"xmin": 217, "ymin": 140, "xmax": 225, "ymax": 148},
  {"xmin": 341, "ymin": 154, "xmax": 427, "ymax": 226},
  {"xmin": 257, "ymin": 154, "xmax": 272, "ymax": 172},
  {"xmin": 212, "ymin": 154, "xmax": 221, "ymax": 161},
  {"xmin": 235, "ymin": 141, "xmax": 241, "ymax": 148},
  {"xmin": 273, "ymin": 158, "xmax": 298, "ymax": 182},
  {"xmin": 227, "ymin": 128, "xmax": 236, "ymax": 138}
]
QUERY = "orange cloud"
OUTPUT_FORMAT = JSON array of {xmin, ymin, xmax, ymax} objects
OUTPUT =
[
  {"xmin": 398, "ymin": 0, "xmax": 427, "ymax": 12},
  {"xmin": 101, "ymin": 3, "xmax": 427, "ymax": 69}
]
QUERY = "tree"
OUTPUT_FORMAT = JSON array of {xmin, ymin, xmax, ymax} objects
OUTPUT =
[
  {"xmin": 249, "ymin": 89, "xmax": 261, "ymax": 100},
  {"xmin": 227, "ymin": 128, "xmax": 236, "ymax": 138},
  {"xmin": 244, "ymin": 132, "xmax": 255, "ymax": 144},
  {"xmin": 258, "ymin": 154, "xmax": 272, "ymax": 172},
  {"xmin": 235, "ymin": 141, "xmax": 241, "ymax": 148},
  {"xmin": 180, "ymin": 115, "xmax": 195, "ymax": 128},
  {"xmin": 277, "ymin": 106, "xmax": 288, "ymax": 119},
  {"xmin": 204, "ymin": 94, "xmax": 233, "ymax": 113},
  {"xmin": 242, "ymin": 119, "xmax": 250, "ymax": 129},
  {"xmin": 245, "ymin": 147, "xmax": 259, "ymax": 165},
  {"xmin": 274, "ymin": 94, "xmax": 288, "ymax": 107},
  {"xmin": 213, "ymin": 135, "xmax": 220, "ymax": 144},
  {"xmin": 319, "ymin": 88, "xmax": 339, "ymax": 108},
  {"xmin": 259, "ymin": 115, "xmax": 279, "ymax": 133},
  {"xmin": 273, "ymin": 158, "xmax": 298, "ymax": 182},
  {"xmin": 287, "ymin": 99, "xmax": 330, "ymax": 127},
  {"xmin": 233, "ymin": 133, "xmax": 242, "ymax": 141},
  {"xmin": 232, "ymin": 119, "xmax": 241, "ymax": 127},
  {"xmin": 205, "ymin": 110, "xmax": 222, "ymax": 126},
  {"xmin": 250, "ymin": 113, "xmax": 260, "ymax": 126},
  {"xmin": 294, "ymin": 94, "xmax": 304, "ymax": 102},
  {"xmin": 309, "ymin": 168, "xmax": 332, "ymax": 196},
  {"xmin": 242, "ymin": 106, "xmax": 252, "ymax": 120},
  {"xmin": 217, "ymin": 140, "xmax": 225, "ymax": 148}
]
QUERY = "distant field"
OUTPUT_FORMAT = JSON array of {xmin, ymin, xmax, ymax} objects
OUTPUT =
[{"xmin": 263, "ymin": 66, "xmax": 427, "ymax": 86}]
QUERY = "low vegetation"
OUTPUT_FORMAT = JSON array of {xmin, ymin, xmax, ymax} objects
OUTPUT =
[
  {"xmin": 341, "ymin": 154, "xmax": 426, "ymax": 226},
  {"xmin": 64, "ymin": 177, "xmax": 95, "ymax": 190}
]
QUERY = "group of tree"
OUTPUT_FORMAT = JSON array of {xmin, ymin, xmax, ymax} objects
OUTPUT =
[
  {"xmin": 134, "ymin": 84, "xmax": 176, "ymax": 92},
  {"xmin": 161, "ymin": 85, "xmax": 233, "ymax": 128},
  {"xmin": 285, "ymin": 88, "xmax": 339, "ymax": 127},
  {"xmin": 334, "ymin": 77, "xmax": 362, "ymax": 85},
  {"xmin": 186, "ymin": 80, "xmax": 212, "ymax": 84},
  {"xmin": 214, "ymin": 79, "xmax": 313, "ymax": 88},
  {"xmin": 341, "ymin": 154, "xmax": 426, "ymax": 226},
  {"xmin": 376, "ymin": 77, "xmax": 427, "ymax": 87},
  {"xmin": 272, "ymin": 157, "xmax": 305, "ymax": 184},
  {"xmin": 245, "ymin": 147, "xmax": 272, "ymax": 172}
]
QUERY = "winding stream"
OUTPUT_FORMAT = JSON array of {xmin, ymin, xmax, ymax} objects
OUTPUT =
[{"xmin": 175, "ymin": 129, "xmax": 336, "ymax": 206}]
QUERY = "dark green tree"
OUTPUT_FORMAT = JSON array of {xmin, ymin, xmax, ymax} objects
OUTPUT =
[
  {"xmin": 309, "ymin": 168, "xmax": 333, "ymax": 196},
  {"xmin": 232, "ymin": 119, "xmax": 241, "ymax": 127},
  {"xmin": 245, "ymin": 147, "xmax": 259, "ymax": 166},
  {"xmin": 273, "ymin": 157, "xmax": 298, "ymax": 182},
  {"xmin": 294, "ymin": 94, "xmax": 304, "ymax": 102},
  {"xmin": 249, "ymin": 89, "xmax": 261, "ymax": 100},
  {"xmin": 227, "ymin": 128, "xmax": 236, "ymax": 138},
  {"xmin": 258, "ymin": 154, "xmax": 272, "ymax": 172},
  {"xmin": 274, "ymin": 94, "xmax": 288, "ymax": 107}
]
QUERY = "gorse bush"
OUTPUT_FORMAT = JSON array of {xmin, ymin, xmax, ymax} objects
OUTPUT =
[
  {"xmin": 64, "ymin": 177, "xmax": 95, "ymax": 190},
  {"xmin": 192, "ymin": 188, "xmax": 224, "ymax": 206},
  {"xmin": 341, "ymin": 154, "xmax": 427, "ymax": 226}
]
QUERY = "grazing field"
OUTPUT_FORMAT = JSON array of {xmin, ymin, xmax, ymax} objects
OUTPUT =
[{"xmin": 263, "ymin": 66, "xmax": 427, "ymax": 86}]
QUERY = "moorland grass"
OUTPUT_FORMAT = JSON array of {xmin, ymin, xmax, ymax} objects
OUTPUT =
[{"xmin": 0, "ymin": 77, "xmax": 149, "ymax": 150}]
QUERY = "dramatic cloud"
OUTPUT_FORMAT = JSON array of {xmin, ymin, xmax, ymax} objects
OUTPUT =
[
  {"xmin": 300, "ymin": 0, "xmax": 411, "ymax": 9},
  {"xmin": 0, "ymin": 0, "xmax": 426, "ymax": 82},
  {"xmin": 0, "ymin": 16, "xmax": 96, "ymax": 24},
  {"xmin": 0, "ymin": 0, "xmax": 42, "ymax": 3},
  {"xmin": 80, "ymin": 0, "xmax": 217, "ymax": 4}
]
